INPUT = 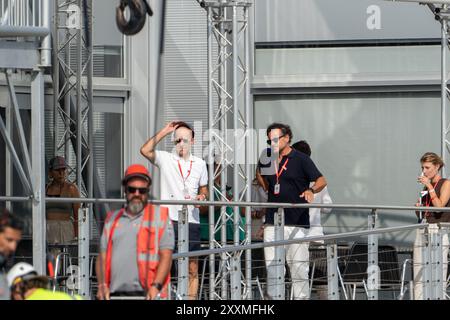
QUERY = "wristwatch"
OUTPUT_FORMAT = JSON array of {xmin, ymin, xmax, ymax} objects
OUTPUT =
[{"xmin": 151, "ymin": 282, "xmax": 163, "ymax": 291}]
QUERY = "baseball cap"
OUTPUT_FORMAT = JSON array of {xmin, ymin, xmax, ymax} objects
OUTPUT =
[
  {"xmin": 122, "ymin": 164, "xmax": 152, "ymax": 185},
  {"xmin": 48, "ymin": 156, "xmax": 67, "ymax": 170}
]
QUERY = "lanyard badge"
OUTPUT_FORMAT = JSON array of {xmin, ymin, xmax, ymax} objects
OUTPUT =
[
  {"xmin": 178, "ymin": 160, "xmax": 193, "ymax": 199},
  {"xmin": 274, "ymin": 184, "xmax": 280, "ymax": 195}
]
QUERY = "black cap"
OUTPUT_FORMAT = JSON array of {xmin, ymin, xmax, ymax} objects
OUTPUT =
[{"xmin": 49, "ymin": 156, "xmax": 67, "ymax": 170}]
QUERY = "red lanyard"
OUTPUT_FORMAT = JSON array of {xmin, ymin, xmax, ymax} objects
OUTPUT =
[
  {"xmin": 178, "ymin": 160, "xmax": 193, "ymax": 183},
  {"xmin": 275, "ymin": 157, "xmax": 289, "ymax": 184}
]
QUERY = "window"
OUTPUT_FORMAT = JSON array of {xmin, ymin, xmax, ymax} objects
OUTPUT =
[{"xmin": 93, "ymin": 0, "xmax": 124, "ymax": 78}]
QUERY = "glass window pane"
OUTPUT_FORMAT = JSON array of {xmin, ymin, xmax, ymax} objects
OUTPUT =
[{"xmin": 93, "ymin": 0, "xmax": 124, "ymax": 78}]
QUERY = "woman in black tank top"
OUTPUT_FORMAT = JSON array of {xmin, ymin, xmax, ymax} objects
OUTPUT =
[
  {"xmin": 413, "ymin": 152, "xmax": 450, "ymax": 300},
  {"xmin": 416, "ymin": 152, "xmax": 450, "ymax": 223}
]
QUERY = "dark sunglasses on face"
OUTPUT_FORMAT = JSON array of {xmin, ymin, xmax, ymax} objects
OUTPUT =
[
  {"xmin": 126, "ymin": 186, "xmax": 149, "ymax": 194},
  {"xmin": 267, "ymin": 134, "xmax": 286, "ymax": 145},
  {"xmin": 174, "ymin": 138, "xmax": 190, "ymax": 145}
]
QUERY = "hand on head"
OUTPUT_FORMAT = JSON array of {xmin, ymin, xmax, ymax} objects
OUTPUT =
[{"xmin": 164, "ymin": 121, "xmax": 181, "ymax": 134}]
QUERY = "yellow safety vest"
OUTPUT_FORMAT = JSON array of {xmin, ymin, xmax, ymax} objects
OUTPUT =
[{"xmin": 26, "ymin": 288, "xmax": 83, "ymax": 300}]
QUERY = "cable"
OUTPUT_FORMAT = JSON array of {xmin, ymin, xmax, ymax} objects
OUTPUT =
[
  {"xmin": 82, "ymin": 0, "xmax": 90, "ymax": 48},
  {"xmin": 116, "ymin": 0, "xmax": 153, "ymax": 36}
]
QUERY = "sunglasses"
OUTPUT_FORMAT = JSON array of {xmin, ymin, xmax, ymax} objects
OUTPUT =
[
  {"xmin": 267, "ymin": 134, "xmax": 286, "ymax": 145},
  {"xmin": 126, "ymin": 186, "xmax": 149, "ymax": 194},
  {"xmin": 174, "ymin": 138, "xmax": 190, "ymax": 145}
]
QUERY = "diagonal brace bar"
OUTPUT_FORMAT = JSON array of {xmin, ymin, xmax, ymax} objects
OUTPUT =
[
  {"xmin": 5, "ymin": 69, "xmax": 33, "ymax": 187},
  {"xmin": 0, "ymin": 115, "xmax": 33, "ymax": 195}
]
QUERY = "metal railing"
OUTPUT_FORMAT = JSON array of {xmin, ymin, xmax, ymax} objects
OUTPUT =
[
  {"xmin": 171, "ymin": 219, "xmax": 430, "ymax": 300},
  {"xmin": 1, "ymin": 195, "xmax": 450, "ymax": 300},
  {"xmin": 0, "ymin": 0, "xmax": 50, "ymax": 37},
  {"xmin": 7, "ymin": 195, "xmax": 450, "ymax": 211}
]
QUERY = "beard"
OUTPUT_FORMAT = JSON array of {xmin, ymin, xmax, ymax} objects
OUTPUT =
[
  {"xmin": 177, "ymin": 145, "xmax": 191, "ymax": 157},
  {"xmin": 127, "ymin": 198, "xmax": 145, "ymax": 214}
]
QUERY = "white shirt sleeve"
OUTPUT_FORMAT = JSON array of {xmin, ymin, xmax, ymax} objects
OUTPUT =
[
  {"xmin": 251, "ymin": 185, "xmax": 267, "ymax": 212},
  {"xmin": 154, "ymin": 150, "xmax": 169, "ymax": 168},
  {"xmin": 320, "ymin": 187, "xmax": 333, "ymax": 214},
  {"xmin": 251, "ymin": 185, "xmax": 257, "ymax": 202},
  {"xmin": 199, "ymin": 160, "xmax": 208, "ymax": 187}
]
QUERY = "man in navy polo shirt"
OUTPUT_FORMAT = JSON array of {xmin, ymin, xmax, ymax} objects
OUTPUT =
[{"xmin": 258, "ymin": 123, "xmax": 327, "ymax": 300}]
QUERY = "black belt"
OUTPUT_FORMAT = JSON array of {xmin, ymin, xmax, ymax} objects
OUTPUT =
[{"xmin": 110, "ymin": 291, "xmax": 145, "ymax": 297}]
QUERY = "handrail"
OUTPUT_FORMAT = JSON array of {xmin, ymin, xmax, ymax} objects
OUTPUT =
[
  {"xmin": 0, "ymin": 196, "xmax": 32, "ymax": 201},
  {"xmin": 0, "ymin": 0, "xmax": 50, "ymax": 37},
  {"xmin": 172, "ymin": 223, "xmax": 429, "ymax": 259},
  {"xmin": 2, "ymin": 195, "xmax": 450, "ymax": 212}
]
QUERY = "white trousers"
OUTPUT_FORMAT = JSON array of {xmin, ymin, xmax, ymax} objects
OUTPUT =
[
  {"xmin": 264, "ymin": 226, "xmax": 310, "ymax": 300},
  {"xmin": 413, "ymin": 224, "xmax": 449, "ymax": 300}
]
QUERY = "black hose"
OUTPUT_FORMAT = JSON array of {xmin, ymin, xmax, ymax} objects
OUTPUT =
[
  {"xmin": 116, "ymin": 0, "xmax": 153, "ymax": 36},
  {"xmin": 82, "ymin": 0, "xmax": 90, "ymax": 48}
]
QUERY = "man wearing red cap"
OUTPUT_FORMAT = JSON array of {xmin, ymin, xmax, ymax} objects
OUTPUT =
[{"xmin": 96, "ymin": 164, "xmax": 174, "ymax": 300}]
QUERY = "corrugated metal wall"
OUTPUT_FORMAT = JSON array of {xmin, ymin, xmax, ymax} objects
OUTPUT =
[{"xmin": 163, "ymin": 0, "xmax": 209, "ymax": 157}]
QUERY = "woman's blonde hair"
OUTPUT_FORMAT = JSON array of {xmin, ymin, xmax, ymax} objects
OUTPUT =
[{"xmin": 420, "ymin": 152, "xmax": 445, "ymax": 169}]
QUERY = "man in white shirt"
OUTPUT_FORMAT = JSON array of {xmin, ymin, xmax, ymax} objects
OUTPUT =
[
  {"xmin": 251, "ymin": 178, "xmax": 268, "ymax": 285},
  {"xmin": 140, "ymin": 121, "xmax": 208, "ymax": 300},
  {"xmin": 292, "ymin": 140, "xmax": 332, "ymax": 242},
  {"xmin": 251, "ymin": 178, "xmax": 268, "ymax": 241}
]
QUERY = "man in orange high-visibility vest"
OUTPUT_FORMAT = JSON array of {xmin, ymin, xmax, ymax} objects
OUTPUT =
[{"xmin": 96, "ymin": 164, "xmax": 174, "ymax": 300}]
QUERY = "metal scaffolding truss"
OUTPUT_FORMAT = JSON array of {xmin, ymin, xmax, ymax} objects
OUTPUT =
[
  {"xmin": 204, "ymin": 0, "xmax": 252, "ymax": 300},
  {"xmin": 53, "ymin": 0, "xmax": 93, "ymax": 197},
  {"xmin": 52, "ymin": 1, "xmax": 93, "ymax": 298},
  {"xmin": 430, "ymin": 3, "xmax": 450, "ymax": 178},
  {"xmin": 0, "ymin": 0, "xmax": 50, "ymax": 275},
  {"xmin": 0, "ymin": 1, "xmax": 93, "ymax": 291}
]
